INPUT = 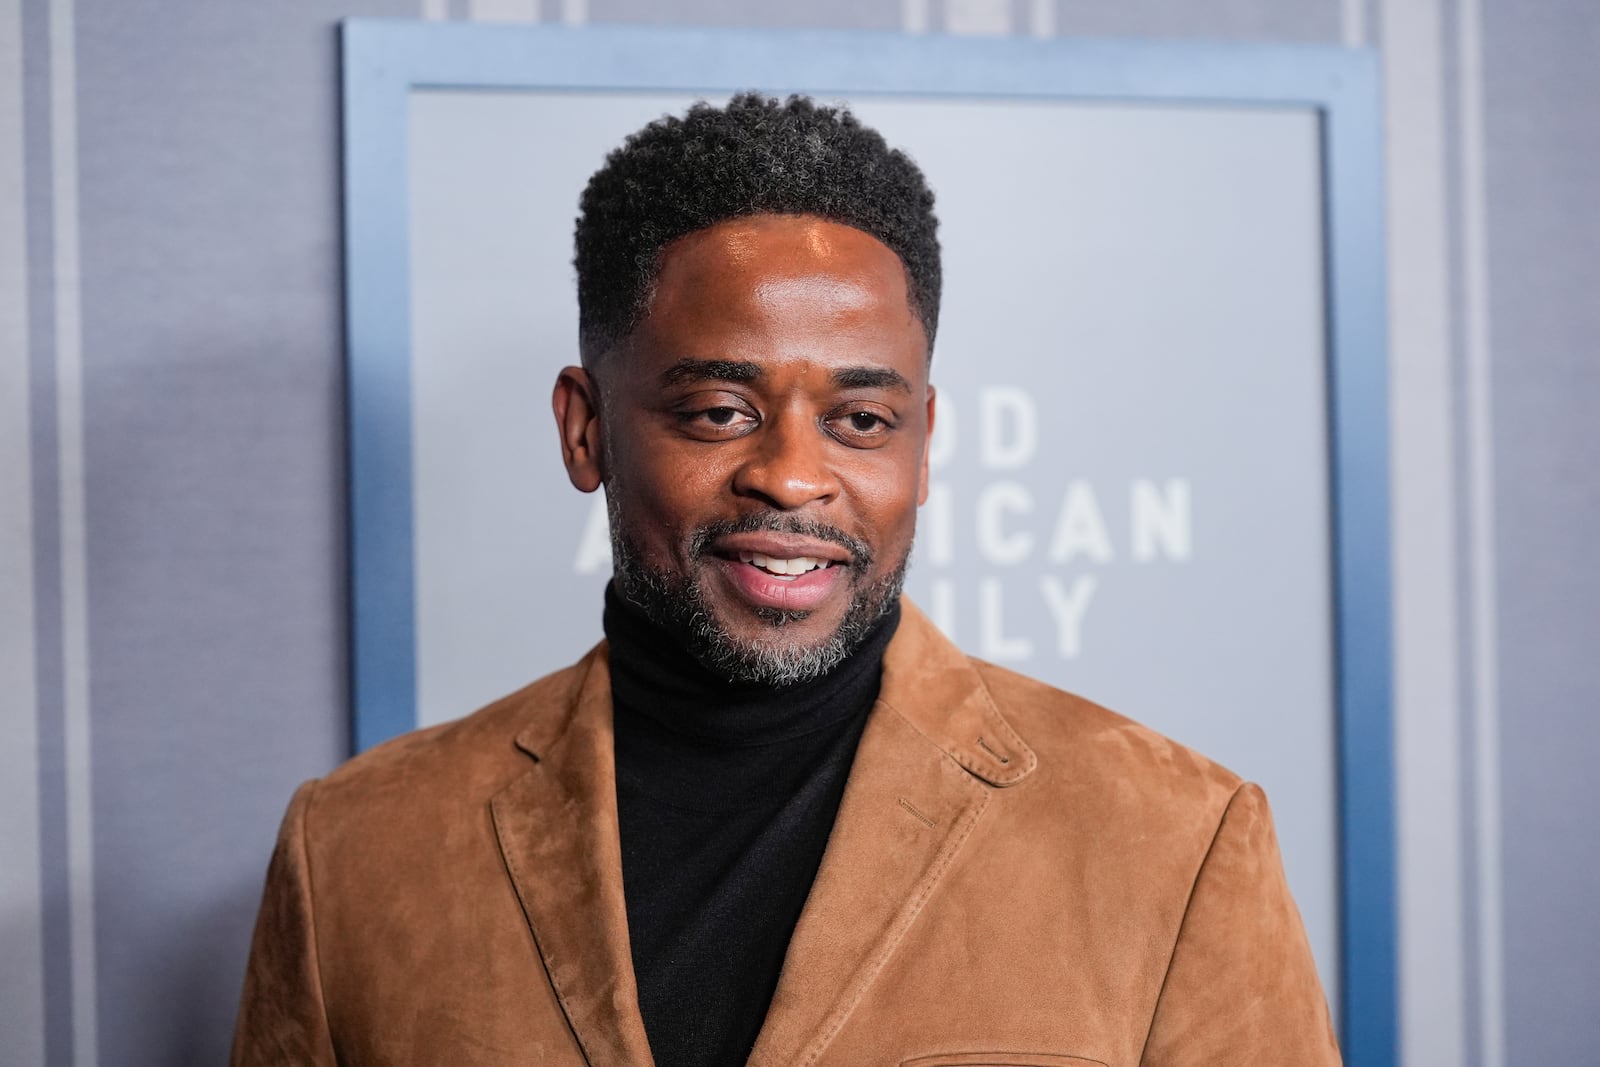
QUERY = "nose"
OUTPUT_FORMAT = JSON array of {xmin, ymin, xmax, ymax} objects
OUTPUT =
[{"xmin": 731, "ymin": 411, "xmax": 840, "ymax": 510}]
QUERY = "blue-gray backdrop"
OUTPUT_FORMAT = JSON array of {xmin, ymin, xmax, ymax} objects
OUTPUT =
[{"xmin": 2, "ymin": 2, "xmax": 1596, "ymax": 1066}]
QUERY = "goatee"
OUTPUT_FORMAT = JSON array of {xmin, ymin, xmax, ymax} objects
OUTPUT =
[{"xmin": 608, "ymin": 503, "xmax": 908, "ymax": 687}]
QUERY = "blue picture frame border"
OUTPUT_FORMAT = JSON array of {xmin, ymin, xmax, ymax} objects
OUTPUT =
[{"xmin": 341, "ymin": 20, "xmax": 1395, "ymax": 1065}]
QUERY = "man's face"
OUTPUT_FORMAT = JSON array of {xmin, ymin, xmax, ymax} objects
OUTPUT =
[{"xmin": 553, "ymin": 214, "xmax": 934, "ymax": 685}]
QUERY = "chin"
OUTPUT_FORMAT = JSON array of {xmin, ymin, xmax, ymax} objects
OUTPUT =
[
  {"xmin": 612, "ymin": 525, "xmax": 909, "ymax": 688},
  {"xmin": 700, "ymin": 628, "xmax": 858, "ymax": 688}
]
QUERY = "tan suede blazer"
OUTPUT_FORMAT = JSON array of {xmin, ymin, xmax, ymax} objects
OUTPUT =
[{"xmin": 232, "ymin": 601, "xmax": 1341, "ymax": 1066}]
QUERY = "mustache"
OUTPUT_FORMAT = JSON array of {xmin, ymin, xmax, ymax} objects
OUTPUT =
[{"xmin": 688, "ymin": 513, "xmax": 873, "ymax": 567}]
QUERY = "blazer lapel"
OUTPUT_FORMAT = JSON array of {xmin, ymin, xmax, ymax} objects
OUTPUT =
[
  {"xmin": 491, "ymin": 648, "xmax": 655, "ymax": 1067},
  {"xmin": 747, "ymin": 602, "xmax": 1036, "ymax": 1066}
]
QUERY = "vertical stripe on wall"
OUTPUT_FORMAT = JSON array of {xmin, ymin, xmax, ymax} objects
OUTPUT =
[
  {"xmin": 467, "ymin": 0, "xmax": 539, "ymax": 22},
  {"xmin": 1456, "ymin": 0, "xmax": 1505, "ymax": 1062},
  {"xmin": 0, "ymin": 0, "xmax": 45, "ymax": 1058},
  {"xmin": 944, "ymin": 0, "xmax": 1011, "ymax": 35},
  {"xmin": 1379, "ymin": 0, "xmax": 1470, "ymax": 1064},
  {"xmin": 1027, "ymin": 0, "xmax": 1055, "ymax": 38},
  {"xmin": 1343, "ymin": 0, "xmax": 1368, "ymax": 45},
  {"xmin": 901, "ymin": 0, "xmax": 929, "ymax": 34},
  {"xmin": 47, "ymin": 0, "xmax": 97, "ymax": 1062}
]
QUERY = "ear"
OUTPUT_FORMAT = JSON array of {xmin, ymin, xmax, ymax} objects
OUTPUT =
[
  {"xmin": 917, "ymin": 384, "xmax": 936, "ymax": 506},
  {"xmin": 552, "ymin": 365, "xmax": 604, "ymax": 493}
]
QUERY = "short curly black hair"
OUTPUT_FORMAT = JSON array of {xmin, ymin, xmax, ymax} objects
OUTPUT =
[{"xmin": 574, "ymin": 92, "xmax": 942, "ymax": 365}]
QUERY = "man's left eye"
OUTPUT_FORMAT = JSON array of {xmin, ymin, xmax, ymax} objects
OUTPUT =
[{"xmin": 830, "ymin": 410, "xmax": 891, "ymax": 439}]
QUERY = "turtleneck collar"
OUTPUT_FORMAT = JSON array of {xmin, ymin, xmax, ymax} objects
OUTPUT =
[{"xmin": 603, "ymin": 582, "xmax": 901, "ymax": 751}]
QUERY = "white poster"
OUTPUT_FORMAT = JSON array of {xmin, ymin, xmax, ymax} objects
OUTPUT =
[{"xmin": 403, "ymin": 88, "xmax": 1338, "ymax": 1004}]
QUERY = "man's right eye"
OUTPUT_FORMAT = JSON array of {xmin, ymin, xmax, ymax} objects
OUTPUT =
[{"xmin": 677, "ymin": 404, "xmax": 757, "ymax": 437}]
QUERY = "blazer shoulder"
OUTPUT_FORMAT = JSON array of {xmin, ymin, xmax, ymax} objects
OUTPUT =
[{"xmin": 968, "ymin": 657, "xmax": 1244, "ymax": 813}]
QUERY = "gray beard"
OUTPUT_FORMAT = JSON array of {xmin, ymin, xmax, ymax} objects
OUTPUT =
[{"xmin": 607, "ymin": 497, "xmax": 908, "ymax": 687}]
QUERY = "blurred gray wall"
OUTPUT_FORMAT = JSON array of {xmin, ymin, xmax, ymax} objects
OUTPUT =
[{"xmin": 1, "ymin": 1, "xmax": 1594, "ymax": 1065}]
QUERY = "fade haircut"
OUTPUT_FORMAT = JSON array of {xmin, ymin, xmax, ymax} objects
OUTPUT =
[{"xmin": 573, "ymin": 92, "xmax": 942, "ymax": 366}]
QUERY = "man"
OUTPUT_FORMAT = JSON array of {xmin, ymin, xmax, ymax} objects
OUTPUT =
[{"xmin": 233, "ymin": 94, "xmax": 1340, "ymax": 1066}]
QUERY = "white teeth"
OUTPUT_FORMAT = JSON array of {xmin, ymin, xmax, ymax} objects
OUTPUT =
[{"xmin": 736, "ymin": 551, "xmax": 829, "ymax": 576}]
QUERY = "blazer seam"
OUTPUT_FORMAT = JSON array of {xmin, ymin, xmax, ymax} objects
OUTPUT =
[
  {"xmin": 513, "ymin": 646, "xmax": 604, "ymax": 759},
  {"xmin": 878, "ymin": 697, "xmax": 981, "ymax": 782},
  {"xmin": 881, "ymin": 692, "xmax": 1035, "ymax": 788},
  {"xmin": 882, "ymin": 658, "xmax": 1038, "ymax": 787},
  {"xmin": 297, "ymin": 778, "xmax": 339, "ymax": 1064},
  {"xmin": 1133, "ymin": 780, "xmax": 1251, "ymax": 1066},
  {"xmin": 967, "ymin": 660, "xmax": 1041, "ymax": 774}
]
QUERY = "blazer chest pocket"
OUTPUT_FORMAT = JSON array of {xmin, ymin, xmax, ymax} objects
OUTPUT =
[{"xmin": 902, "ymin": 1054, "xmax": 1109, "ymax": 1067}]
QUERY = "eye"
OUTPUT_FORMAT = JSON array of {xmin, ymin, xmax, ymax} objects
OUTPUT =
[
  {"xmin": 845, "ymin": 411, "xmax": 886, "ymax": 433},
  {"xmin": 676, "ymin": 400, "xmax": 758, "ymax": 440},
  {"xmin": 827, "ymin": 406, "xmax": 895, "ymax": 446}
]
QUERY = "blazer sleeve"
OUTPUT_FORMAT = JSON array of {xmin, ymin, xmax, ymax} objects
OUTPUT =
[
  {"xmin": 230, "ymin": 780, "xmax": 339, "ymax": 1067},
  {"xmin": 1140, "ymin": 782, "xmax": 1343, "ymax": 1066}
]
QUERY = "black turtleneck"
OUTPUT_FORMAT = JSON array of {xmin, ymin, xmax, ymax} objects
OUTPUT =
[{"xmin": 605, "ymin": 584, "xmax": 900, "ymax": 1067}]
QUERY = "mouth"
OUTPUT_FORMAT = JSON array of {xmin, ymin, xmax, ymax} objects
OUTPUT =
[
  {"xmin": 710, "ymin": 529, "xmax": 854, "ymax": 570},
  {"xmin": 704, "ymin": 531, "xmax": 855, "ymax": 612},
  {"xmin": 732, "ymin": 550, "xmax": 837, "ymax": 579}
]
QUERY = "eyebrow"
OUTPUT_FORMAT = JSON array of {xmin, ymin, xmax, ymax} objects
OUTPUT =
[
  {"xmin": 659, "ymin": 358, "xmax": 763, "ymax": 387},
  {"xmin": 832, "ymin": 366, "xmax": 913, "ymax": 394},
  {"xmin": 656, "ymin": 358, "xmax": 913, "ymax": 395}
]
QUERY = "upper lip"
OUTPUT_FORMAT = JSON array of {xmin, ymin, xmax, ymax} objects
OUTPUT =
[{"xmin": 711, "ymin": 532, "xmax": 853, "ymax": 565}]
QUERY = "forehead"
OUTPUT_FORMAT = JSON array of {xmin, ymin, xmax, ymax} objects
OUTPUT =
[
  {"xmin": 657, "ymin": 213, "xmax": 907, "ymax": 289},
  {"xmin": 635, "ymin": 214, "xmax": 926, "ymax": 365}
]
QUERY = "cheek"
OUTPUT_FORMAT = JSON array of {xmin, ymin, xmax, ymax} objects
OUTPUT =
[
  {"xmin": 610, "ymin": 442, "xmax": 733, "ymax": 542},
  {"xmin": 841, "ymin": 454, "xmax": 926, "ymax": 539}
]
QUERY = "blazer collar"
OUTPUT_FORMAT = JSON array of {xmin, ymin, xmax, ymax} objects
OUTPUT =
[
  {"xmin": 491, "ymin": 598, "xmax": 1036, "ymax": 1067},
  {"xmin": 492, "ymin": 646, "xmax": 656, "ymax": 1067},
  {"xmin": 877, "ymin": 599, "xmax": 1038, "ymax": 788}
]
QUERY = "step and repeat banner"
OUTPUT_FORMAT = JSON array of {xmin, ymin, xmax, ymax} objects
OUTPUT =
[{"xmin": 344, "ymin": 22, "xmax": 1394, "ymax": 1057}]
